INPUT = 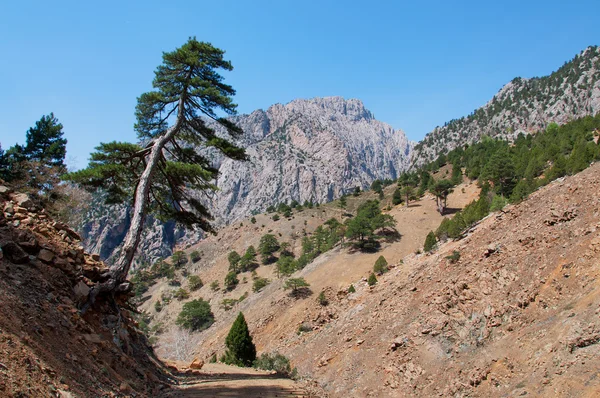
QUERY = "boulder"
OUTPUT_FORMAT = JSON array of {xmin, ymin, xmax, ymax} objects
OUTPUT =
[
  {"xmin": 0, "ymin": 185, "xmax": 11, "ymax": 196},
  {"xmin": 38, "ymin": 249, "xmax": 55, "ymax": 263},
  {"xmin": 3, "ymin": 202, "xmax": 14, "ymax": 214},
  {"xmin": 0, "ymin": 239, "xmax": 29, "ymax": 264},
  {"xmin": 73, "ymin": 281, "xmax": 90, "ymax": 301},
  {"xmin": 10, "ymin": 193, "xmax": 34, "ymax": 210},
  {"xmin": 190, "ymin": 358, "xmax": 204, "ymax": 370}
]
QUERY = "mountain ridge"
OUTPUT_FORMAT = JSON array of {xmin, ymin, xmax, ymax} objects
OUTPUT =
[{"xmin": 411, "ymin": 45, "xmax": 600, "ymax": 166}]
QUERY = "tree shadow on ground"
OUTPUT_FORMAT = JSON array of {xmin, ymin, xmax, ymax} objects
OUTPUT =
[
  {"xmin": 441, "ymin": 207, "xmax": 461, "ymax": 216},
  {"xmin": 378, "ymin": 229, "xmax": 402, "ymax": 243},
  {"xmin": 288, "ymin": 287, "xmax": 312, "ymax": 299},
  {"xmin": 346, "ymin": 240, "xmax": 381, "ymax": 253},
  {"xmin": 173, "ymin": 371, "xmax": 284, "ymax": 382}
]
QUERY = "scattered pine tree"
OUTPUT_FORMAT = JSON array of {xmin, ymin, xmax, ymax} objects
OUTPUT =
[
  {"xmin": 223, "ymin": 312, "xmax": 256, "ymax": 367},
  {"xmin": 373, "ymin": 255, "xmax": 388, "ymax": 275},
  {"xmin": 424, "ymin": 231, "xmax": 437, "ymax": 252},
  {"xmin": 367, "ymin": 273, "xmax": 377, "ymax": 286}
]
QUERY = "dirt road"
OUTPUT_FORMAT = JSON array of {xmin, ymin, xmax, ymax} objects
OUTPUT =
[{"xmin": 162, "ymin": 363, "xmax": 312, "ymax": 397}]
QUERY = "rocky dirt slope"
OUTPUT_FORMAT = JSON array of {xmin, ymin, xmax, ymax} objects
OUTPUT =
[
  {"xmin": 256, "ymin": 163, "xmax": 600, "ymax": 396},
  {"xmin": 413, "ymin": 46, "xmax": 600, "ymax": 165},
  {"xmin": 140, "ymin": 176, "xmax": 478, "ymax": 360},
  {"xmin": 0, "ymin": 186, "xmax": 172, "ymax": 397},
  {"xmin": 146, "ymin": 162, "xmax": 600, "ymax": 397}
]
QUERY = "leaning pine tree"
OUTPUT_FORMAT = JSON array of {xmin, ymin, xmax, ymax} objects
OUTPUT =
[
  {"xmin": 66, "ymin": 38, "xmax": 246, "ymax": 310},
  {"xmin": 224, "ymin": 312, "xmax": 256, "ymax": 367}
]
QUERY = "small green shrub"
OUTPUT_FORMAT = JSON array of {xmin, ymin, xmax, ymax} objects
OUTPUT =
[
  {"xmin": 367, "ymin": 273, "xmax": 377, "ymax": 286},
  {"xmin": 317, "ymin": 291, "xmax": 328, "ymax": 306},
  {"xmin": 424, "ymin": 231, "xmax": 437, "ymax": 252},
  {"xmin": 490, "ymin": 194, "xmax": 508, "ymax": 212},
  {"xmin": 221, "ymin": 298, "xmax": 238, "ymax": 311},
  {"xmin": 253, "ymin": 352, "xmax": 298, "ymax": 379},
  {"xmin": 445, "ymin": 250, "xmax": 461, "ymax": 264},
  {"xmin": 283, "ymin": 277, "xmax": 310, "ymax": 294},
  {"xmin": 224, "ymin": 271, "xmax": 239, "ymax": 290},
  {"xmin": 252, "ymin": 277, "xmax": 270, "ymax": 292},
  {"xmin": 190, "ymin": 250, "xmax": 201, "ymax": 263},
  {"xmin": 348, "ymin": 284, "xmax": 356, "ymax": 293},
  {"xmin": 297, "ymin": 323, "xmax": 312, "ymax": 334},
  {"xmin": 176, "ymin": 299, "xmax": 215, "ymax": 331},
  {"xmin": 373, "ymin": 255, "xmax": 388, "ymax": 275},
  {"xmin": 188, "ymin": 275, "xmax": 203, "ymax": 291},
  {"xmin": 171, "ymin": 251, "xmax": 188, "ymax": 268},
  {"xmin": 174, "ymin": 288, "xmax": 190, "ymax": 301}
]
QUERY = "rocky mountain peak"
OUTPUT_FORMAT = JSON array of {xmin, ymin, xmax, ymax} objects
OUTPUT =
[{"xmin": 280, "ymin": 96, "xmax": 373, "ymax": 121}]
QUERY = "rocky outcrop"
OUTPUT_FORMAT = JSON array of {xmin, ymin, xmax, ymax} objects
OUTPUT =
[
  {"xmin": 412, "ymin": 46, "xmax": 600, "ymax": 165},
  {"xmin": 0, "ymin": 187, "xmax": 170, "ymax": 396},
  {"xmin": 78, "ymin": 195, "xmax": 186, "ymax": 266},
  {"xmin": 210, "ymin": 96, "xmax": 412, "ymax": 223}
]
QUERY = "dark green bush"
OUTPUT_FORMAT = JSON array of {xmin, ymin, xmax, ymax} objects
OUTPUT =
[{"xmin": 176, "ymin": 299, "xmax": 215, "ymax": 331}]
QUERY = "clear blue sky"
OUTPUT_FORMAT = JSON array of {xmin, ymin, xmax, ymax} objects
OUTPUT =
[{"xmin": 1, "ymin": 0, "xmax": 598, "ymax": 169}]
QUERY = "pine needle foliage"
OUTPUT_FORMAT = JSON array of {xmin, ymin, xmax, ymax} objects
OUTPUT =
[
  {"xmin": 65, "ymin": 37, "xmax": 247, "ymax": 232},
  {"xmin": 176, "ymin": 299, "xmax": 214, "ymax": 331},
  {"xmin": 223, "ymin": 312, "xmax": 256, "ymax": 367},
  {"xmin": 367, "ymin": 273, "xmax": 377, "ymax": 286},
  {"xmin": 62, "ymin": 38, "xmax": 248, "ymax": 297},
  {"xmin": 373, "ymin": 255, "xmax": 388, "ymax": 275},
  {"xmin": 424, "ymin": 231, "xmax": 437, "ymax": 252}
]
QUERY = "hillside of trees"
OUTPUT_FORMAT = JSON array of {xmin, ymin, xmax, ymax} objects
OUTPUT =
[
  {"xmin": 413, "ymin": 46, "xmax": 600, "ymax": 164},
  {"xmin": 409, "ymin": 113, "xmax": 600, "ymax": 247}
]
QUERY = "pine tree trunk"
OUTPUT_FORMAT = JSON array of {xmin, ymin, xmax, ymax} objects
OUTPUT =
[
  {"xmin": 82, "ymin": 98, "xmax": 185, "ymax": 312},
  {"xmin": 111, "ymin": 128, "xmax": 177, "ymax": 282}
]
